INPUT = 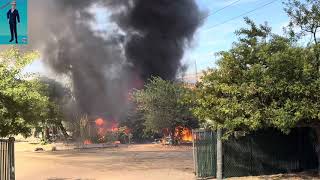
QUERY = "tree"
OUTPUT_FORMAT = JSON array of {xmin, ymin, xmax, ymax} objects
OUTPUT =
[
  {"xmin": 284, "ymin": 0, "xmax": 320, "ymax": 172},
  {"xmin": 119, "ymin": 103, "xmax": 149, "ymax": 142},
  {"xmin": 40, "ymin": 77, "xmax": 72, "ymax": 139},
  {"xmin": 192, "ymin": 17, "xmax": 320, "ymax": 136},
  {"xmin": 284, "ymin": 0, "xmax": 320, "ymax": 44},
  {"xmin": 0, "ymin": 48, "xmax": 50, "ymax": 137},
  {"xmin": 133, "ymin": 77, "xmax": 196, "ymax": 143},
  {"xmin": 284, "ymin": 0, "xmax": 320, "ymax": 68}
]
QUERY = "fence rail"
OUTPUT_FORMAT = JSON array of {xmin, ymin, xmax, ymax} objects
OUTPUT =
[{"xmin": 0, "ymin": 138, "xmax": 15, "ymax": 180}]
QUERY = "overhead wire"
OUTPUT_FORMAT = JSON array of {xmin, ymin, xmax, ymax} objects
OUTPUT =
[
  {"xmin": 204, "ymin": 0, "xmax": 280, "ymax": 31},
  {"xmin": 200, "ymin": 0, "xmax": 242, "ymax": 22},
  {"xmin": 185, "ymin": 0, "xmax": 281, "ymax": 80},
  {"xmin": 206, "ymin": 0, "xmax": 242, "ymax": 17}
]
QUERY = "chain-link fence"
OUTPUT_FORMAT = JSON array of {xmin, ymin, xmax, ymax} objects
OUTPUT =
[
  {"xmin": 193, "ymin": 128, "xmax": 318, "ymax": 179},
  {"xmin": 0, "ymin": 138, "xmax": 15, "ymax": 180}
]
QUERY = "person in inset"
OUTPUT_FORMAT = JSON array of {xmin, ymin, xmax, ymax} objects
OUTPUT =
[{"xmin": 7, "ymin": 1, "xmax": 20, "ymax": 44}]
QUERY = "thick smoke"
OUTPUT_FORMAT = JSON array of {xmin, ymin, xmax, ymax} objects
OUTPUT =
[{"xmin": 28, "ymin": 0, "xmax": 203, "ymax": 117}]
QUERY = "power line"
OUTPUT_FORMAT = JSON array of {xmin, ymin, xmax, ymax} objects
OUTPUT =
[
  {"xmin": 206, "ymin": 0, "xmax": 242, "ymax": 17},
  {"xmin": 204, "ymin": 0, "xmax": 280, "ymax": 31},
  {"xmin": 201, "ymin": 0, "xmax": 242, "ymax": 21}
]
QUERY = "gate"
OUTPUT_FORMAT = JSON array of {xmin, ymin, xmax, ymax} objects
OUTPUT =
[
  {"xmin": 0, "ymin": 138, "xmax": 15, "ymax": 180},
  {"xmin": 192, "ymin": 130, "xmax": 216, "ymax": 179}
]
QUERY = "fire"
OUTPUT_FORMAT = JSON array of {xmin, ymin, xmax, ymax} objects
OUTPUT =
[
  {"xmin": 95, "ymin": 118, "xmax": 107, "ymax": 141},
  {"xmin": 180, "ymin": 127, "xmax": 192, "ymax": 142},
  {"xmin": 111, "ymin": 122, "xmax": 119, "ymax": 132},
  {"xmin": 175, "ymin": 126, "xmax": 193, "ymax": 142},
  {"xmin": 95, "ymin": 118, "xmax": 105, "ymax": 126},
  {"xmin": 84, "ymin": 139, "xmax": 92, "ymax": 145},
  {"xmin": 162, "ymin": 127, "xmax": 193, "ymax": 143},
  {"xmin": 82, "ymin": 117, "xmax": 123, "ymax": 144}
]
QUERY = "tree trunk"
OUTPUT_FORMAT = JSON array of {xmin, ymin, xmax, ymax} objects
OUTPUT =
[
  {"xmin": 44, "ymin": 127, "xmax": 49, "ymax": 141},
  {"xmin": 171, "ymin": 127, "xmax": 176, "ymax": 145},
  {"xmin": 58, "ymin": 121, "xmax": 69, "ymax": 139}
]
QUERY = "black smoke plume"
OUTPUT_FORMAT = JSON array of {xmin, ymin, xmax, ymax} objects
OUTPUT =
[{"xmin": 28, "ymin": 0, "xmax": 203, "ymax": 117}]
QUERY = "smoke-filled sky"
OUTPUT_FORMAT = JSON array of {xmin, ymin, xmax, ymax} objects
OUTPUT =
[
  {"xmin": 19, "ymin": 0, "xmax": 292, "ymax": 118},
  {"xmin": 25, "ymin": 0, "xmax": 289, "ymax": 79},
  {"xmin": 24, "ymin": 0, "xmax": 204, "ymax": 117}
]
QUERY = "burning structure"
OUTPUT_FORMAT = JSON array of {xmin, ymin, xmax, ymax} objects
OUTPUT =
[
  {"xmin": 80, "ymin": 115, "xmax": 122, "ymax": 144},
  {"xmin": 27, "ymin": 0, "xmax": 204, "ymax": 141},
  {"xmin": 162, "ymin": 126, "xmax": 193, "ymax": 144}
]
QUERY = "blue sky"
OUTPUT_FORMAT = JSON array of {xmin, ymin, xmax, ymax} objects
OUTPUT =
[
  {"xmin": 25, "ymin": 0, "xmax": 290, "ymax": 76},
  {"xmin": 184, "ymin": 0, "xmax": 289, "ymax": 75}
]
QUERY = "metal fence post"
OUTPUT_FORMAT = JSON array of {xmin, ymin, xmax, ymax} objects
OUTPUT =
[
  {"xmin": 0, "ymin": 138, "xmax": 15, "ymax": 180},
  {"xmin": 9, "ymin": 137, "xmax": 15, "ymax": 180},
  {"xmin": 192, "ymin": 129, "xmax": 196, "ymax": 175},
  {"xmin": 217, "ymin": 129, "xmax": 223, "ymax": 180}
]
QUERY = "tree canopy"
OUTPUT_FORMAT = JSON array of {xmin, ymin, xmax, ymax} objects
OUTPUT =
[
  {"xmin": 191, "ymin": 16, "xmax": 320, "ymax": 135},
  {"xmin": 133, "ymin": 77, "xmax": 197, "ymax": 140},
  {"xmin": 40, "ymin": 77, "xmax": 73, "ymax": 138},
  {"xmin": 0, "ymin": 48, "xmax": 50, "ymax": 137}
]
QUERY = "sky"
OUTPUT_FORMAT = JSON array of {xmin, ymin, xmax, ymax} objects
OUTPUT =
[
  {"xmin": 24, "ymin": 0, "xmax": 290, "ymax": 76},
  {"xmin": 184, "ymin": 0, "xmax": 289, "ymax": 75}
]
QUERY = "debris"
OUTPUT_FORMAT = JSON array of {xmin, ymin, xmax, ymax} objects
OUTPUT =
[{"xmin": 34, "ymin": 147, "xmax": 44, "ymax": 152}]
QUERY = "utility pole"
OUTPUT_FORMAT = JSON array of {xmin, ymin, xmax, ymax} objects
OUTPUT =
[{"xmin": 216, "ymin": 129, "xmax": 223, "ymax": 180}]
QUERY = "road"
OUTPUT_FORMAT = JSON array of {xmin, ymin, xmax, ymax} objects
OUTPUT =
[{"xmin": 15, "ymin": 144, "xmax": 195, "ymax": 180}]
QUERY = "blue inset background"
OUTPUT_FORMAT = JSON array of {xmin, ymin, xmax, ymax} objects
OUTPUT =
[{"xmin": 0, "ymin": 0, "xmax": 28, "ymax": 44}]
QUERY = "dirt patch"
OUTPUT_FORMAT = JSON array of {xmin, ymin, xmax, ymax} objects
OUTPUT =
[
  {"xmin": 16, "ymin": 144, "xmax": 195, "ymax": 180},
  {"xmin": 15, "ymin": 143, "xmax": 319, "ymax": 180}
]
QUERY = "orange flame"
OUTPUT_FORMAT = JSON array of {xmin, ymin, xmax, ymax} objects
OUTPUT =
[
  {"xmin": 175, "ymin": 126, "xmax": 193, "ymax": 142},
  {"xmin": 84, "ymin": 139, "xmax": 92, "ymax": 145},
  {"xmin": 180, "ymin": 128, "xmax": 192, "ymax": 142},
  {"xmin": 162, "ymin": 127, "xmax": 193, "ymax": 142},
  {"xmin": 95, "ymin": 118, "xmax": 105, "ymax": 126},
  {"xmin": 111, "ymin": 122, "xmax": 119, "ymax": 132}
]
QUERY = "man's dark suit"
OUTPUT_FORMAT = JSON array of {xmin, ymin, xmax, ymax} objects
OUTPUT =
[{"xmin": 7, "ymin": 9, "xmax": 20, "ymax": 43}]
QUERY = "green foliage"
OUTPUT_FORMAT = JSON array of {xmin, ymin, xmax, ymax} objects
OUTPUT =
[
  {"xmin": 284, "ymin": 0, "xmax": 320, "ymax": 71},
  {"xmin": 284, "ymin": 0, "xmax": 320, "ymax": 43},
  {"xmin": 0, "ymin": 48, "xmax": 50, "ymax": 137},
  {"xmin": 119, "ymin": 104, "xmax": 151, "ymax": 142},
  {"xmin": 133, "ymin": 77, "xmax": 196, "ymax": 135},
  {"xmin": 40, "ymin": 77, "xmax": 72, "ymax": 138},
  {"xmin": 192, "ymin": 17, "xmax": 320, "ymax": 135}
]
